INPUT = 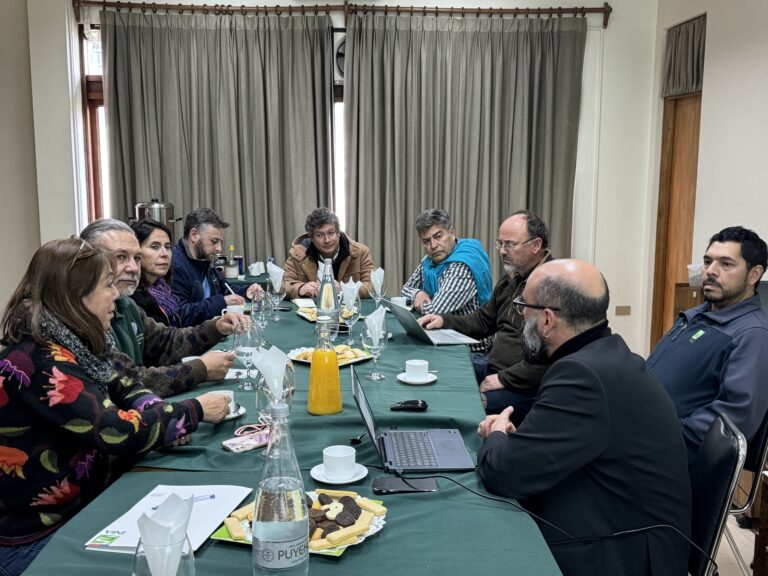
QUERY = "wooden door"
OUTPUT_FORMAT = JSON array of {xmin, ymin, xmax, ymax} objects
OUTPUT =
[{"xmin": 650, "ymin": 93, "xmax": 702, "ymax": 348}]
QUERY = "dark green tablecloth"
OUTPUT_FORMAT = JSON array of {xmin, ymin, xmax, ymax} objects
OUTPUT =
[
  {"xmin": 24, "ymin": 469, "xmax": 562, "ymax": 576},
  {"xmin": 23, "ymin": 302, "xmax": 562, "ymax": 576},
  {"xmin": 138, "ymin": 302, "xmax": 483, "ymax": 473}
]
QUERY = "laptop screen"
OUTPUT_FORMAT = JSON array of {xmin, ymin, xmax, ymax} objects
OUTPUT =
[{"xmin": 350, "ymin": 367, "xmax": 382, "ymax": 460}]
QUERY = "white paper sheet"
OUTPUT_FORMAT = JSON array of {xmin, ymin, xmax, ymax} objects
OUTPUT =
[{"xmin": 85, "ymin": 484, "xmax": 252, "ymax": 554}]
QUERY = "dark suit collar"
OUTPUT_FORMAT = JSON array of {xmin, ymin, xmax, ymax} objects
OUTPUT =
[{"xmin": 549, "ymin": 320, "xmax": 610, "ymax": 363}]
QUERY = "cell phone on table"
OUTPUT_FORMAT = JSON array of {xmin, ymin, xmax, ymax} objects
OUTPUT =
[
  {"xmin": 372, "ymin": 476, "xmax": 439, "ymax": 494},
  {"xmin": 222, "ymin": 431, "xmax": 269, "ymax": 453}
]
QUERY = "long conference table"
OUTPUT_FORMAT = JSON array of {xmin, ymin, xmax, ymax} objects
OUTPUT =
[{"xmin": 24, "ymin": 300, "xmax": 562, "ymax": 576}]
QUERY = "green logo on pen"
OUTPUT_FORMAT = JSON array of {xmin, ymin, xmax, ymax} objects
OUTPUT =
[{"xmin": 690, "ymin": 329, "xmax": 705, "ymax": 343}]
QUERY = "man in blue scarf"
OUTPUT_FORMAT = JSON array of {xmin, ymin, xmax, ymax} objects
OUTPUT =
[{"xmin": 402, "ymin": 209, "xmax": 494, "ymax": 355}]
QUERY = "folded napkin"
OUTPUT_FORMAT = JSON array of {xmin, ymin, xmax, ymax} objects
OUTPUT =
[
  {"xmin": 267, "ymin": 262, "xmax": 285, "ymax": 293},
  {"xmin": 137, "ymin": 494, "xmax": 192, "ymax": 576},
  {"xmin": 252, "ymin": 346, "xmax": 288, "ymax": 404},
  {"xmin": 342, "ymin": 278, "xmax": 362, "ymax": 309},
  {"xmin": 370, "ymin": 268, "xmax": 385, "ymax": 296},
  {"xmin": 365, "ymin": 306, "xmax": 387, "ymax": 347}
]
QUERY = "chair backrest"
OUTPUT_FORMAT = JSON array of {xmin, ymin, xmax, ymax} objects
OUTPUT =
[
  {"xmin": 689, "ymin": 414, "xmax": 747, "ymax": 576},
  {"xmin": 731, "ymin": 408, "xmax": 768, "ymax": 515}
]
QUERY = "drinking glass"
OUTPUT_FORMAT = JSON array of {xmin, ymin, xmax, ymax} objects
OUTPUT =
[
  {"xmin": 234, "ymin": 324, "xmax": 260, "ymax": 391},
  {"xmin": 132, "ymin": 535, "xmax": 194, "ymax": 576},
  {"xmin": 370, "ymin": 281, "xmax": 386, "ymax": 308},
  {"xmin": 361, "ymin": 327, "xmax": 387, "ymax": 381},
  {"xmin": 268, "ymin": 278, "xmax": 286, "ymax": 321},
  {"xmin": 258, "ymin": 362, "xmax": 296, "ymax": 419},
  {"xmin": 251, "ymin": 293, "xmax": 270, "ymax": 346},
  {"xmin": 340, "ymin": 293, "xmax": 361, "ymax": 346}
]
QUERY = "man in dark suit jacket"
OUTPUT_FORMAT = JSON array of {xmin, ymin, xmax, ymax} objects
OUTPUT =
[{"xmin": 477, "ymin": 259, "xmax": 691, "ymax": 576}]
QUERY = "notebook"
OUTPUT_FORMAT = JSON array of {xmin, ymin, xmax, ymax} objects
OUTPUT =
[
  {"xmin": 384, "ymin": 301, "xmax": 479, "ymax": 346},
  {"xmin": 350, "ymin": 367, "xmax": 475, "ymax": 472}
]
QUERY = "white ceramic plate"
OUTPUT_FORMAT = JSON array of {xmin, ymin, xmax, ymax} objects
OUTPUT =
[
  {"xmin": 288, "ymin": 347, "xmax": 372, "ymax": 367},
  {"xmin": 396, "ymin": 372, "xmax": 437, "ymax": 385},
  {"xmin": 309, "ymin": 463, "xmax": 368, "ymax": 484}
]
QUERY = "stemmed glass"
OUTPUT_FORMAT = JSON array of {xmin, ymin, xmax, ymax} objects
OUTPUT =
[
  {"xmin": 268, "ymin": 279, "xmax": 286, "ymax": 322},
  {"xmin": 251, "ymin": 293, "xmax": 270, "ymax": 346},
  {"xmin": 370, "ymin": 281, "xmax": 386, "ymax": 308},
  {"xmin": 260, "ymin": 361, "xmax": 296, "ymax": 416},
  {"xmin": 234, "ymin": 324, "xmax": 261, "ymax": 391},
  {"xmin": 361, "ymin": 326, "xmax": 387, "ymax": 381},
  {"xmin": 340, "ymin": 293, "xmax": 361, "ymax": 346}
]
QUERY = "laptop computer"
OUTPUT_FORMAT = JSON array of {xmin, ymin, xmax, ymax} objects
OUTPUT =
[
  {"xmin": 350, "ymin": 367, "xmax": 476, "ymax": 472},
  {"xmin": 384, "ymin": 301, "xmax": 479, "ymax": 346}
]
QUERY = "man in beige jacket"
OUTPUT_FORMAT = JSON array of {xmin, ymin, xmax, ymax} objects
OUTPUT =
[{"xmin": 283, "ymin": 207, "xmax": 375, "ymax": 299}]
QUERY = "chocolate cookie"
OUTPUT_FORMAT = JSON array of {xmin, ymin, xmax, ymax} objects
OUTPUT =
[
  {"xmin": 339, "ymin": 497, "xmax": 362, "ymax": 520},
  {"xmin": 309, "ymin": 508, "xmax": 327, "ymax": 522},
  {"xmin": 318, "ymin": 493, "xmax": 334, "ymax": 506},
  {"xmin": 319, "ymin": 523, "xmax": 340, "ymax": 537},
  {"xmin": 334, "ymin": 510, "xmax": 356, "ymax": 527},
  {"xmin": 305, "ymin": 494, "xmax": 314, "ymax": 510},
  {"xmin": 309, "ymin": 517, "xmax": 316, "ymax": 536}
]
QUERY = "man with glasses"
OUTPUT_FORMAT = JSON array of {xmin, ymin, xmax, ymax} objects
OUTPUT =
[
  {"xmin": 648, "ymin": 226, "xmax": 768, "ymax": 462},
  {"xmin": 418, "ymin": 210, "xmax": 552, "ymax": 423},
  {"xmin": 171, "ymin": 208, "xmax": 262, "ymax": 326},
  {"xmin": 283, "ymin": 207, "xmax": 375, "ymax": 299},
  {"xmin": 477, "ymin": 259, "xmax": 690, "ymax": 576}
]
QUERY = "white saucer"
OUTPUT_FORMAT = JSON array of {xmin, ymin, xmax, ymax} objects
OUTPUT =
[
  {"xmin": 310, "ymin": 463, "xmax": 368, "ymax": 485},
  {"xmin": 222, "ymin": 403, "xmax": 246, "ymax": 421},
  {"xmin": 396, "ymin": 372, "xmax": 437, "ymax": 385}
]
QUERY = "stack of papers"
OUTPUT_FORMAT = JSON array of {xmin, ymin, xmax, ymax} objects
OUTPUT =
[{"xmin": 85, "ymin": 484, "xmax": 252, "ymax": 553}]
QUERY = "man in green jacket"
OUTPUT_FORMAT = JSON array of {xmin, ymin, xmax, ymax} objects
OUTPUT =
[
  {"xmin": 418, "ymin": 210, "xmax": 551, "ymax": 424},
  {"xmin": 81, "ymin": 219, "xmax": 243, "ymax": 397}
]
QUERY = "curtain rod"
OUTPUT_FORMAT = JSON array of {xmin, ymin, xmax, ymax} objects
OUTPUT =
[{"xmin": 73, "ymin": 0, "xmax": 612, "ymax": 28}]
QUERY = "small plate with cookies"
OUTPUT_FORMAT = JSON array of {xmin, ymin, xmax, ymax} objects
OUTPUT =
[{"xmin": 210, "ymin": 489, "xmax": 386, "ymax": 557}]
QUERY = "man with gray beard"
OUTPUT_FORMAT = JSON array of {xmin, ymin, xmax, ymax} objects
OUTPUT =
[
  {"xmin": 418, "ymin": 210, "xmax": 551, "ymax": 423},
  {"xmin": 477, "ymin": 259, "xmax": 691, "ymax": 576},
  {"xmin": 80, "ymin": 219, "xmax": 241, "ymax": 397}
]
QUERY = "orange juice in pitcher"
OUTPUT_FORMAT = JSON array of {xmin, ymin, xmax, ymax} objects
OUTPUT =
[{"xmin": 307, "ymin": 317, "xmax": 341, "ymax": 415}]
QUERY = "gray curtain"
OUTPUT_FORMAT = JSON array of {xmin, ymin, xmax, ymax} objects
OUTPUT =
[
  {"xmin": 344, "ymin": 14, "xmax": 587, "ymax": 292},
  {"xmin": 663, "ymin": 14, "xmax": 706, "ymax": 98},
  {"xmin": 101, "ymin": 11, "xmax": 334, "ymax": 264}
]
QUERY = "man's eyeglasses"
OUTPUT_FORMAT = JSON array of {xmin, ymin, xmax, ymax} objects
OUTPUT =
[
  {"xmin": 495, "ymin": 238, "xmax": 535, "ymax": 251},
  {"xmin": 313, "ymin": 230, "xmax": 338, "ymax": 241},
  {"xmin": 512, "ymin": 297, "xmax": 561, "ymax": 315}
]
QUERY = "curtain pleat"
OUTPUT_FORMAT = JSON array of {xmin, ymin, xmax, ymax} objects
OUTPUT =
[
  {"xmin": 344, "ymin": 14, "xmax": 587, "ymax": 292},
  {"xmin": 101, "ymin": 11, "xmax": 334, "ymax": 264},
  {"xmin": 663, "ymin": 14, "xmax": 706, "ymax": 98}
]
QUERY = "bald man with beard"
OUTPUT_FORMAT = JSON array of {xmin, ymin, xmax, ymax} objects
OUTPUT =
[{"xmin": 477, "ymin": 260, "xmax": 691, "ymax": 576}]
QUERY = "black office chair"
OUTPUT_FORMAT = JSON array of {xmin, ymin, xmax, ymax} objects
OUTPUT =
[
  {"xmin": 689, "ymin": 414, "xmax": 747, "ymax": 576},
  {"xmin": 723, "ymin": 409, "xmax": 768, "ymax": 576}
]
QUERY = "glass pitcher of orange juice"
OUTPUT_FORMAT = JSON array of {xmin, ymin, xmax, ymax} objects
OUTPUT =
[{"xmin": 307, "ymin": 316, "xmax": 341, "ymax": 415}]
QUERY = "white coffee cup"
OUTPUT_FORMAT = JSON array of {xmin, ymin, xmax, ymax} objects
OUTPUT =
[
  {"xmin": 322, "ymin": 445, "xmax": 356, "ymax": 481},
  {"xmin": 222, "ymin": 305, "xmax": 245, "ymax": 316},
  {"xmin": 249, "ymin": 262, "xmax": 266, "ymax": 276},
  {"xmin": 219, "ymin": 390, "xmax": 236, "ymax": 415},
  {"xmin": 405, "ymin": 359, "xmax": 429, "ymax": 379},
  {"xmin": 390, "ymin": 296, "xmax": 408, "ymax": 307}
]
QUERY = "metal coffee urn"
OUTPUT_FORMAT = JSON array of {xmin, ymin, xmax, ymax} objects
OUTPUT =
[{"xmin": 134, "ymin": 199, "xmax": 183, "ymax": 237}]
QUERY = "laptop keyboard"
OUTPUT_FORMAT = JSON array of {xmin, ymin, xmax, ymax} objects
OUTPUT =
[
  {"xmin": 428, "ymin": 331, "xmax": 464, "ymax": 345},
  {"xmin": 390, "ymin": 431, "xmax": 438, "ymax": 467}
]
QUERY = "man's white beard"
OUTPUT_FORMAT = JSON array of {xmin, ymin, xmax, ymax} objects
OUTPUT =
[{"xmin": 503, "ymin": 264, "xmax": 516, "ymax": 275}]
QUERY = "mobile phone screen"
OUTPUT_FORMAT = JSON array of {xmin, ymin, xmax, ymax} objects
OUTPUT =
[{"xmin": 372, "ymin": 477, "xmax": 438, "ymax": 494}]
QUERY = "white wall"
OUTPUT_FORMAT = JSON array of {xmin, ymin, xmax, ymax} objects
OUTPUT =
[{"xmin": 0, "ymin": 0, "xmax": 39, "ymax": 309}]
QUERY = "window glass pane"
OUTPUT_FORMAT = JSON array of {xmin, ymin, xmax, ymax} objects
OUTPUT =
[{"xmin": 85, "ymin": 30, "xmax": 102, "ymax": 75}]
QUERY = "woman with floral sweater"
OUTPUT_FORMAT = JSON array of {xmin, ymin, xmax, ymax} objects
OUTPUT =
[{"xmin": 0, "ymin": 238, "xmax": 230, "ymax": 576}]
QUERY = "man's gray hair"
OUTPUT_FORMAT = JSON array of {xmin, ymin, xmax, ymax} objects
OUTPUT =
[
  {"xmin": 535, "ymin": 275, "xmax": 610, "ymax": 333},
  {"xmin": 80, "ymin": 218, "xmax": 135, "ymax": 245},
  {"xmin": 304, "ymin": 207, "xmax": 339, "ymax": 234},
  {"xmin": 415, "ymin": 209, "xmax": 453, "ymax": 234}
]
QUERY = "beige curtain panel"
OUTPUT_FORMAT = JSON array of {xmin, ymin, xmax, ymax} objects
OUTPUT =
[
  {"xmin": 663, "ymin": 14, "xmax": 706, "ymax": 98},
  {"xmin": 101, "ymin": 11, "xmax": 335, "ymax": 264},
  {"xmin": 344, "ymin": 14, "xmax": 587, "ymax": 292}
]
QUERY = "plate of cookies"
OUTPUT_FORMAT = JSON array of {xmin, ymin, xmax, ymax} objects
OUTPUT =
[
  {"xmin": 288, "ymin": 345, "xmax": 372, "ymax": 367},
  {"xmin": 211, "ymin": 489, "xmax": 386, "ymax": 557}
]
